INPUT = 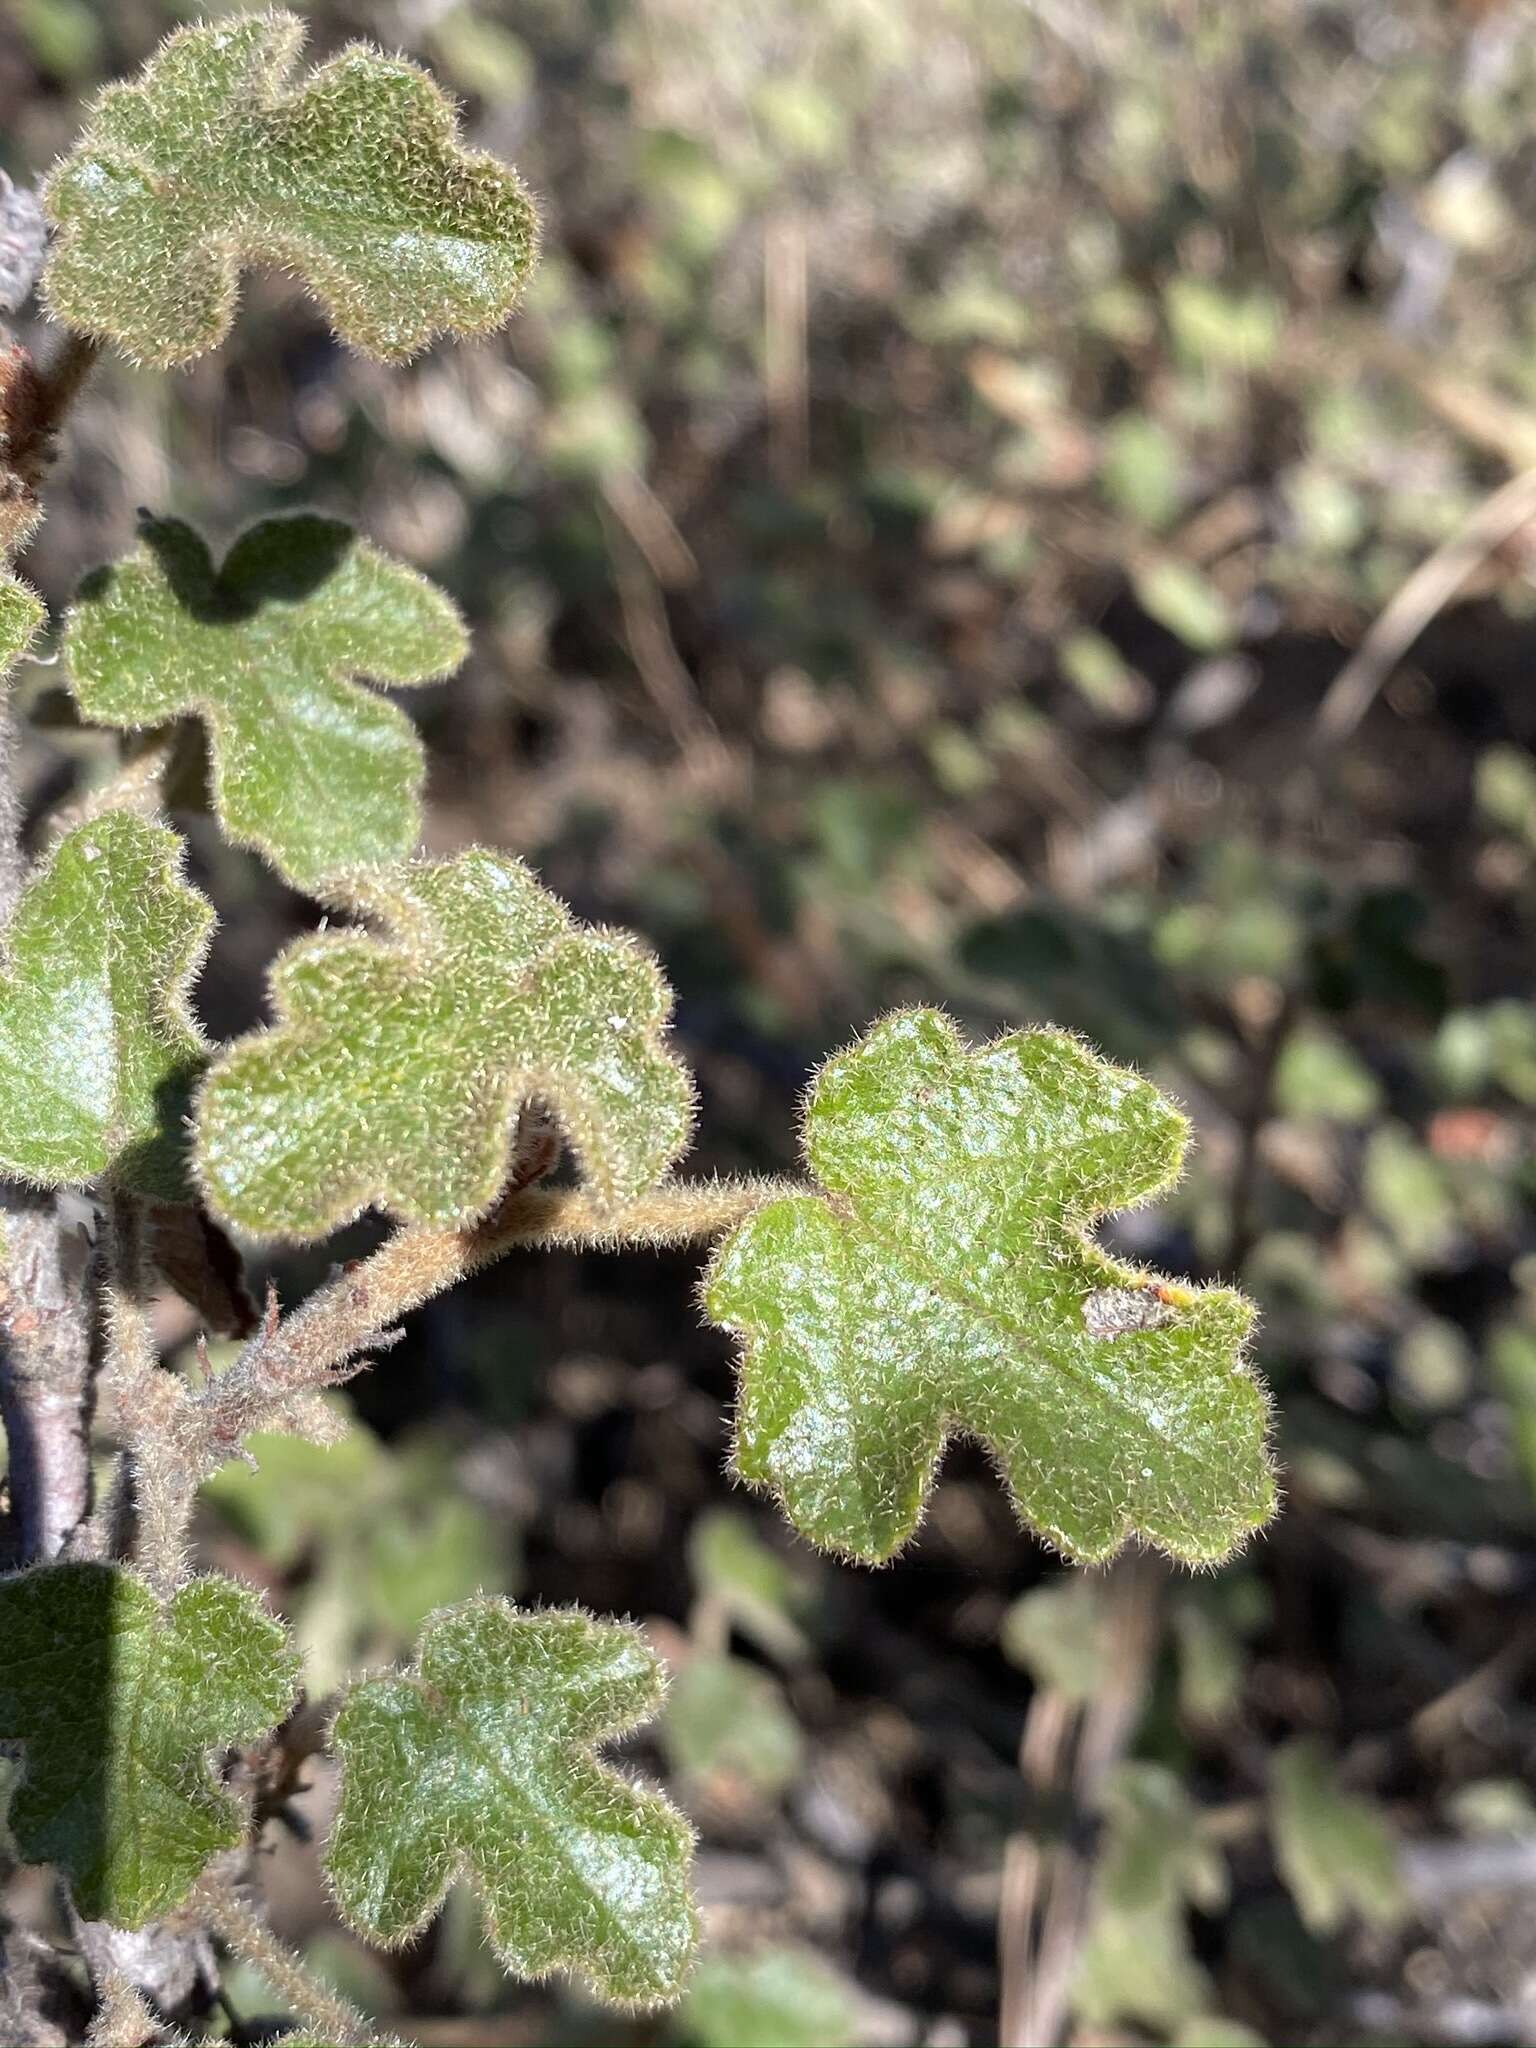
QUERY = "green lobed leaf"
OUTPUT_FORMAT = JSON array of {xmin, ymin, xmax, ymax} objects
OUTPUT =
[
  {"xmin": 0, "ymin": 1563, "xmax": 297, "ymax": 1925},
  {"xmin": 65, "ymin": 514, "xmax": 466, "ymax": 895},
  {"xmin": 0, "ymin": 810, "xmax": 211, "ymax": 1196},
  {"xmin": 704, "ymin": 1009, "xmax": 1274, "ymax": 1564},
  {"xmin": 326, "ymin": 1599, "xmax": 696, "ymax": 2007},
  {"xmin": 42, "ymin": 11, "xmax": 538, "ymax": 368},
  {"xmin": 1269, "ymin": 1738, "xmax": 1407, "ymax": 1936},
  {"xmin": 195, "ymin": 848, "xmax": 694, "ymax": 1237}
]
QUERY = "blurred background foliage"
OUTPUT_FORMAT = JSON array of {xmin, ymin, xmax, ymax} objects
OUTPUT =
[{"xmin": 8, "ymin": 0, "xmax": 1536, "ymax": 2041}]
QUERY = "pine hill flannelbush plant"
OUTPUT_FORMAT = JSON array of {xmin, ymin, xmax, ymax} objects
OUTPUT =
[{"xmin": 0, "ymin": 17, "xmax": 1277, "ymax": 2041}]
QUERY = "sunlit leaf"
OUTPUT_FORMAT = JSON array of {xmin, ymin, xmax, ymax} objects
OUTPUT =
[
  {"xmin": 43, "ymin": 11, "xmax": 538, "ymax": 367},
  {"xmin": 65, "ymin": 514, "xmax": 466, "ymax": 894},
  {"xmin": 0, "ymin": 811, "xmax": 211, "ymax": 1196},
  {"xmin": 0, "ymin": 1564, "xmax": 296, "ymax": 1924},
  {"xmin": 326, "ymin": 1599, "xmax": 696, "ymax": 2007},
  {"xmin": 704, "ymin": 1009, "xmax": 1273, "ymax": 1564},
  {"xmin": 196, "ymin": 849, "xmax": 694, "ymax": 1237}
]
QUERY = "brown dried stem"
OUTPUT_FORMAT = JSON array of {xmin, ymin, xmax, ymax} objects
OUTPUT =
[{"xmin": 996, "ymin": 1554, "xmax": 1165, "ymax": 2048}]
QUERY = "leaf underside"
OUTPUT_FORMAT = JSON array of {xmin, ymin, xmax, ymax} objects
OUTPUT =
[
  {"xmin": 326, "ymin": 1599, "xmax": 696, "ymax": 2007},
  {"xmin": 0, "ymin": 1564, "xmax": 297, "ymax": 1925},
  {"xmin": 705, "ymin": 1008, "xmax": 1275, "ymax": 1565},
  {"xmin": 43, "ymin": 11, "xmax": 538, "ymax": 367},
  {"xmin": 0, "ymin": 810, "xmax": 211, "ymax": 1196},
  {"xmin": 195, "ymin": 848, "xmax": 695, "ymax": 1238},
  {"xmin": 65, "ymin": 513, "xmax": 467, "ymax": 893}
]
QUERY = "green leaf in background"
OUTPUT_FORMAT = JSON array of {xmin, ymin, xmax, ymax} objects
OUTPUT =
[
  {"xmin": 661, "ymin": 1654, "xmax": 803, "ymax": 1801},
  {"xmin": 1475, "ymin": 743, "xmax": 1536, "ymax": 851},
  {"xmin": 1098, "ymin": 1763, "xmax": 1228, "ymax": 1916},
  {"xmin": 1101, "ymin": 412, "xmax": 1184, "ymax": 531},
  {"xmin": 1000, "ymin": 1574, "xmax": 1113, "ymax": 1702},
  {"xmin": 326, "ymin": 1600, "xmax": 696, "ymax": 2007},
  {"xmin": 1171, "ymin": 1578, "xmax": 1268, "ymax": 1727},
  {"xmin": 1072, "ymin": 1763, "xmax": 1227, "ymax": 2036},
  {"xmin": 1363, "ymin": 1124, "xmax": 1459, "ymax": 1268},
  {"xmin": 1132, "ymin": 556, "xmax": 1236, "ymax": 652},
  {"xmin": 679, "ymin": 1946, "xmax": 860, "ymax": 2048},
  {"xmin": 704, "ymin": 1009, "xmax": 1274, "ymax": 1564},
  {"xmin": 1072, "ymin": 1895, "xmax": 1211, "ymax": 2037},
  {"xmin": 0, "ymin": 811, "xmax": 211, "ymax": 1196},
  {"xmin": 0, "ymin": 576, "xmax": 43, "ymax": 674},
  {"xmin": 42, "ymin": 11, "xmax": 538, "ymax": 367},
  {"xmin": 1489, "ymin": 1320, "xmax": 1536, "ymax": 1498},
  {"xmin": 1165, "ymin": 278, "xmax": 1282, "ymax": 371},
  {"xmin": 1272, "ymin": 1026, "xmax": 1381, "ymax": 1124},
  {"xmin": 687, "ymin": 1509, "xmax": 810, "ymax": 1664},
  {"xmin": 65, "ymin": 515, "xmax": 466, "ymax": 894},
  {"xmin": 196, "ymin": 849, "xmax": 694, "ymax": 1237},
  {"xmin": 201, "ymin": 1409, "xmax": 510, "ymax": 1693},
  {"xmin": 0, "ymin": 1563, "xmax": 296, "ymax": 1924},
  {"xmin": 1269, "ymin": 1738, "xmax": 1407, "ymax": 1936}
]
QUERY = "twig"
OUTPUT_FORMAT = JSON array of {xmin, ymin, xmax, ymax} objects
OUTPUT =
[
  {"xmin": 142, "ymin": 1177, "xmax": 797, "ymax": 1583},
  {"xmin": 100, "ymin": 1193, "xmax": 192, "ymax": 1598},
  {"xmin": 997, "ymin": 1556, "xmax": 1165, "ymax": 2048},
  {"xmin": 1226, "ymin": 990, "xmax": 1297, "ymax": 1274},
  {"xmin": 599, "ymin": 501, "xmax": 719, "ymax": 757},
  {"xmin": 0, "ymin": 1190, "xmax": 97, "ymax": 1565},
  {"xmin": 764, "ymin": 209, "xmax": 808, "ymax": 487},
  {"xmin": 190, "ymin": 1874, "xmax": 372, "ymax": 2047},
  {"xmin": 1315, "ymin": 462, "xmax": 1536, "ymax": 743}
]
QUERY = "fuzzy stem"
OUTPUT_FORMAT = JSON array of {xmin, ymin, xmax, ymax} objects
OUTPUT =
[
  {"xmin": 44, "ymin": 735, "xmax": 178, "ymax": 849},
  {"xmin": 101, "ymin": 1192, "xmax": 193, "ymax": 1596},
  {"xmin": 182, "ymin": 1175, "xmax": 798, "ymax": 1494},
  {"xmin": 17, "ymin": 330, "xmax": 102, "ymax": 470},
  {"xmin": 190, "ymin": 1875, "xmax": 371, "ymax": 2047}
]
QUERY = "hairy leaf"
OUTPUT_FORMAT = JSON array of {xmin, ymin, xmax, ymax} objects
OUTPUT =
[
  {"xmin": 0, "ymin": 811, "xmax": 211, "ymax": 1196},
  {"xmin": 704, "ymin": 1009, "xmax": 1274, "ymax": 1564},
  {"xmin": 0, "ymin": 1564, "xmax": 297, "ymax": 1924},
  {"xmin": 196, "ymin": 849, "xmax": 694, "ymax": 1237},
  {"xmin": 42, "ymin": 11, "xmax": 538, "ymax": 367},
  {"xmin": 65, "ymin": 515, "xmax": 466, "ymax": 892},
  {"xmin": 326, "ymin": 1599, "xmax": 696, "ymax": 2006},
  {"xmin": 0, "ymin": 575, "xmax": 42, "ymax": 673}
]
